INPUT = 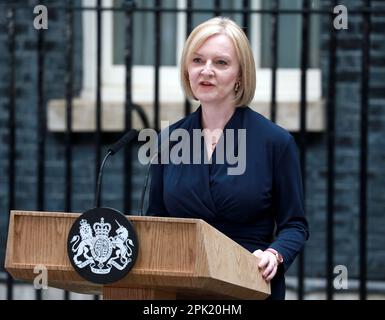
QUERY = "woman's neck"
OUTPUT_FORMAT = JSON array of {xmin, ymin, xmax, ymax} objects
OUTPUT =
[{"xmin": 200, "ymin": 103, "xmax": 236, "ymax": 131}]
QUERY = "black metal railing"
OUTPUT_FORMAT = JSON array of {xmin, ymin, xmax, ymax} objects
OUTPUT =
[
  {"xmin": 0, "ymin": 0, "xmax": 382, "ymax": 300},
  {"xmin": 5, "ymin": 6, "xmax": 16, "ymax": 302},
  {"xmin": 326, "ymin": 0, "xmax": 337, "ymax": 301}
]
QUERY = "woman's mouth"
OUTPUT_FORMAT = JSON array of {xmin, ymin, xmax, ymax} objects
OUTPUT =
[{"xmin": 199, "ymin": 81, "xmax": 215, "ymax": 87}]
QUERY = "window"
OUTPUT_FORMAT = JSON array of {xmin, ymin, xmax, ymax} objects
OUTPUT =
[
  {"xmin": 113, "ymin": 0, "xmax": 177, "ymax": 66},
  {"xmin": 261, "ymin": 0, "xmax": 320, "ymax": 69},
  {"xmin": 76, "ymin": 0, "xmax": 322, "ymax": 131}
]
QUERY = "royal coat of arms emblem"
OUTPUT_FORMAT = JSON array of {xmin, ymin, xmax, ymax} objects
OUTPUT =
[{"xmin": 67, "ymin": 207, "xmax": 138, "ymax": 284}]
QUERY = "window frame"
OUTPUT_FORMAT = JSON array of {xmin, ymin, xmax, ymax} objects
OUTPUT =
[{"xmin": 80, "ymin": 0, "xmax": 321, "ymax": 104}]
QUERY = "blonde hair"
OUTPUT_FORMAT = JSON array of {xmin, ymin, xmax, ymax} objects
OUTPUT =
[{"xmin": 180, "ymin": 17, "xmax": 256, "ymax": 107}]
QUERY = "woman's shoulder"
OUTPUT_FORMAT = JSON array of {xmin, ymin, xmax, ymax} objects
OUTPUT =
[
  {"xmin": 169, "ymin": 114, "xmax": 194, "ymax": 132},
  {"xmin": 244, "ymin": 106, "xmax": 293, "ymax": 147},
  {"xmin": 165, "ymin": 107, "xmax": 198, "ymax": 132},
  {"xmin": 156, "ymin": 108, "xmax": 197, "ymax": 143}
]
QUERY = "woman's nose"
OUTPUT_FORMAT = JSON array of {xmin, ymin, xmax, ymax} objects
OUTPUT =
[{"xmin": 201, "ymin": 61, "xmax": 214, "ymax": 76}]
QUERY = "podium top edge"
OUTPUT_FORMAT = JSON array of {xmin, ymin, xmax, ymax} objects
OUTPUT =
[
  {"xmin": 9, "ymin": 210, "xmax": 207, "ymax": 225},
  {"xmin": 10, "ymin": 210, "xmax": 81, "ymax": 218}
]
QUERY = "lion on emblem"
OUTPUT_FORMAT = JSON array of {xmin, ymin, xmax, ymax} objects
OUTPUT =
[{"xmin": 70, "ymin": 219, "xmax": 94, "ymax": 264}]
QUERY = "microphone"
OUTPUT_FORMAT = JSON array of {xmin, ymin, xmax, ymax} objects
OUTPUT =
[
  {"xmin": 95, "ymin": 129, "xmax": 138, "ymax": 208},
  {"xmin": 108, "ymin": 129, "xmax": 139, "ymax": 155}
]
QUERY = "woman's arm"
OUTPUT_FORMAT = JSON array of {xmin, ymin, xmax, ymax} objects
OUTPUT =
[{"xmin": 269, "ymin": 134, "xmax": 310, "ymax": 273}]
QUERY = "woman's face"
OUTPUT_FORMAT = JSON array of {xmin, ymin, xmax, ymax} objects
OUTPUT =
[{"xmin": 187, "ymin": 34, "xmax": 240, "ymax": 106}]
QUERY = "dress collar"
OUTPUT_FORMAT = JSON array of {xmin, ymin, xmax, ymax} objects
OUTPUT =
[{"xmin": 192, "ymin": 105, "xmax": 247, "ymax": 131}]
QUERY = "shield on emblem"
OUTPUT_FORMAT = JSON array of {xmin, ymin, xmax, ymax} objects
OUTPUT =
[
  {"xmin": 92, "ymin": 236, "xmax": 113, "ymax": 265},
  {"xmin": 67, "ymin": 207, "xmax": 139, "ymax": 284}
]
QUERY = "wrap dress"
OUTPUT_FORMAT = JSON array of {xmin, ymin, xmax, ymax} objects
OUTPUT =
[{"xmin": 146, "ymin": 105, "xmax": 309, "ymax": 299}]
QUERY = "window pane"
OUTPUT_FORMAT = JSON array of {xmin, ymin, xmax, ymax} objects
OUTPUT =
[
  {"xmin": 191, "ymin": 0, "xmax": 243, "ymax": 30},
  {"xmin": 113, "ymin": 0, "xmax": 177, "ymax": 66},
  {"xmin": 261, "ymin": 0, "xmax": 320, "ymax": 68}
]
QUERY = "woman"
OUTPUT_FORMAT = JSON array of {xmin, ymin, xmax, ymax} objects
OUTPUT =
[{"xmin": 146, "ymin": 17, "xmax": 309, "ymax": 300}]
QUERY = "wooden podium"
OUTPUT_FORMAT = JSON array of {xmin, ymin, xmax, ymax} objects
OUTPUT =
[{"xmin": 5, "ymin": 210, "xmax": 270, "ymax": 300}]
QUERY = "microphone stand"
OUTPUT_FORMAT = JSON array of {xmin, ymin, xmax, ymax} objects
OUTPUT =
[
  {"xmin": 93, "ymin": 129, "xmax": 138, "ymax": 209},
  {"xmin": 139, "ymin": 152, "xmax": 159, "ymax": 216},
  {"xmin": 94, "ymin": 150, "xmax": 112, "ymax": 208}
]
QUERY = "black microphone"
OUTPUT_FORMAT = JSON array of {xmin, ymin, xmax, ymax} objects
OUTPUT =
[
  {"xmin": 95, "ymin": 129, "xmax": 138, "ymax": 208},
  {"xmin": 108, "ymin": 129, "xmax": 139, "ymax": 155}
]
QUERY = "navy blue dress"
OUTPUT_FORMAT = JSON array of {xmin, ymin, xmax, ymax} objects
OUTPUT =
[{"xmin": 146, "ymin": 105, "xmax": 309, "ymax": 299}]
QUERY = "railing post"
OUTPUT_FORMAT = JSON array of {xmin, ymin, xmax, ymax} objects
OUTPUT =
[
  {"xmin": 123, "ymin": 0, "xmax": 135, "ymax": 214},
  {"xmin": 95, "ymin": 0, "xmax": 103, "ymax": 208},
  {"xmin": 154, "ymin": 0, "xmax": 161, "ymax": 131},
  {"xmin": 270, "ymin": 0, "xmax": 278, "ymax": 123},
  {"xmin": 64, "ymin": 0, "xmax": 74, "ymax": 300},
  {"xmin": 184, "ymin": 0, "xmax": 193, "ymax": 117},
  {"xmin": 297, "ymin": 0, "xmax": 310, "ymax": 300},
  {"xmin": 6, "ymin": 4, "xmax": 16, "ymax": 302},
  {"xmin": 359, "ymin": 0, "xmax": 371, "ymax": 301},
  {"xmin": 326, "ymin": 0, "xmax": 338, "ymax": 301}
]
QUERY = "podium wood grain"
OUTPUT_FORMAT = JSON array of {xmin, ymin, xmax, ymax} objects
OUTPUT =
[{"xmin": 5, "ymin": 210, "xmax": 270, "ymax": 299}]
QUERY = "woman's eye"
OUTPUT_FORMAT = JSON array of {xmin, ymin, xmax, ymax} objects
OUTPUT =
[
  {"xmin": 216, "ymin": 60, "xmax": 228, "ymax": 65},
  {"xmin": 192, "ymin": 58, "xmax": 201, "ymax": 63}
]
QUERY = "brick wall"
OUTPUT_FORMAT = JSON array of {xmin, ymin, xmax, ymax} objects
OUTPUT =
[
  {"xmin": 0, "ymin": 0, "xmax": 147, "ymax": 270},
  {"xmin": 293, "ymin": 0, "xmax": 385, "ymax": 280}
]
